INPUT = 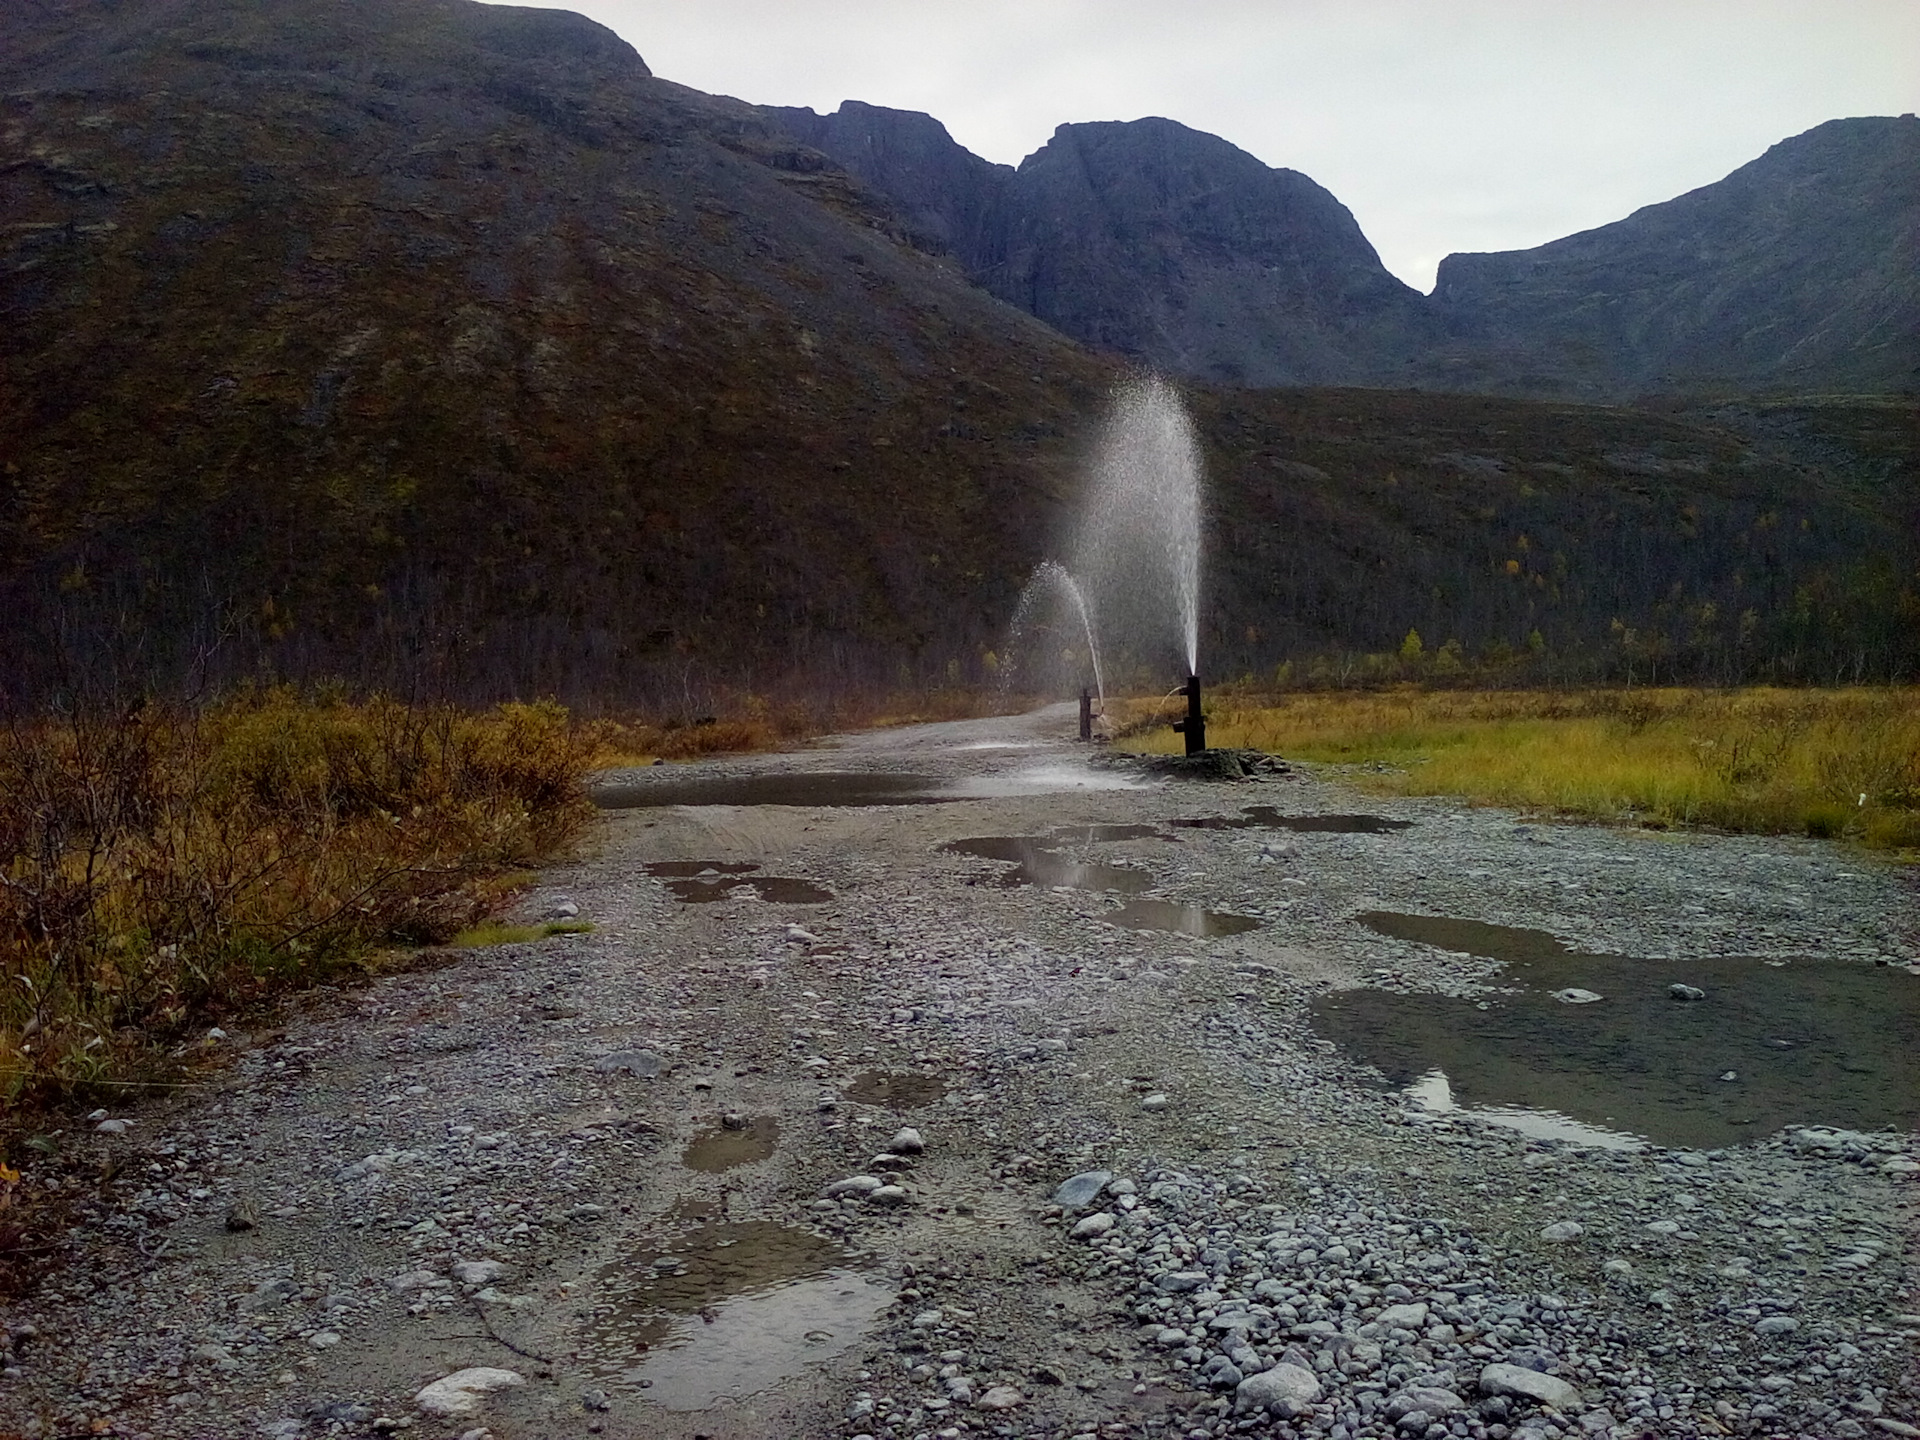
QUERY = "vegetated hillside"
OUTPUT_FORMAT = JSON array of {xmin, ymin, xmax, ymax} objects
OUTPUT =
[
  {"xmin": 1428, "ymin": 117, "xmax": 1920, "ymax": 400},
  {"xmin": 0, "ymin": 0, "xmax": 1912, "ymax": 706},
  {"xmin": 1190, "ymin": 390, "xmax": 1919, "ymax": 688},
  {"xmin": 0, "ymin": 0, "xmax": 1115, "ymax": 703},
  {"xmin": 773, "ymin": 104, "xmax": 1920, "ymax": 402}
]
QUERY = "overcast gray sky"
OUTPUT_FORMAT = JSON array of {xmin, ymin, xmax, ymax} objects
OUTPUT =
[{"xmin": 509, "ymin": 0, "xmax": 1919, "ymax": 292}]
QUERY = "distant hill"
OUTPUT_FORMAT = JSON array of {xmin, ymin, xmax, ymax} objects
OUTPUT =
[
  {"xmin": 1429, "ymin": 117, "xmax": 1920, "ymax": 399},
  {"xmin": 1, "ymin": 0, "xmax": 1913, "ymax": 702},
  {"xmin": 772, "ymin": 104, "xmax": 1920, "ymax": 401}
]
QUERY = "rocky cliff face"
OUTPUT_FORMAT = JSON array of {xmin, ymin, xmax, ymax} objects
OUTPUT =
[
  {"xmin": 985, "ymin": 118, "xmax": 1442, "ymax": 387},
  {"xmin": 764, "ymin": 100, "xmax": 1011, "ymax": 262},
  {"xmin": 1429, "ymin": 116, "xmax": 1920, "ymax": 399},
  {"xmin": 767, "ymin": 107, "xmax": 1443, "ymax": 387},
  {"xmin": 773, "ymin": 104, "xmax": 1919, "ymax": 400}
]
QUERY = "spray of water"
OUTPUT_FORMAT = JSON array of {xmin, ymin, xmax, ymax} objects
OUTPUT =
[
  {"xmin": 1070, "ymin": 375, "xmax": 1202, "ymax": 679},
  {"xmin": 1000, "ymin": 560, "xmax": 1105, "ymax": 711}
]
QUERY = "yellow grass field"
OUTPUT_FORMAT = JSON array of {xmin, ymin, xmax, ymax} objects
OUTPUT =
[{"xmin": 1121, "ymin": 686, "xmax": 1920, "ymax": 849}]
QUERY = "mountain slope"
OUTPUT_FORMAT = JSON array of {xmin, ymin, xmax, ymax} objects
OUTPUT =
[
  {"xmin": 1429, "ymin": 116, "xmax": 1920, "ymax": 399},
  {"xmin": 0, "ymin": 0, "xmax": 1912, "ymax": 702},
  {"xmin": 0, "ymin": 0, "xmax": 1111, "ymax": 701}
]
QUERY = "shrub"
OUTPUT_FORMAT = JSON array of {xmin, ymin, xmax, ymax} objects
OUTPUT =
[{"xmin": 0, "ymin": 691, "xmax": 596, "ymax": 1104}]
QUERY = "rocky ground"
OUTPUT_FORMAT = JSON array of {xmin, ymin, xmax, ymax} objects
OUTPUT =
[{"xmin": 1, "ymin": 706, "xmax": 1915, "ymax": 1440}]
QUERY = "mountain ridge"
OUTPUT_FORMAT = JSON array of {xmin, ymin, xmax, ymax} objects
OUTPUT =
[{"xmin": 765, "ymin": 101, "xmax": 1920, "ymax": 400}]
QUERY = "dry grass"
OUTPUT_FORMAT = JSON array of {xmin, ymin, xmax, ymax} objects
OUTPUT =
[
  {"xmin": 1119, "ymin": 686, "xmax": 1920, "ymax": 848},
  {"xmin": 0, "ymin": 690, "xmax": 598, "ymax": 1107}
]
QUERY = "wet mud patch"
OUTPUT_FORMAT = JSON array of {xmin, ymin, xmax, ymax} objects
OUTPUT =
[
  {"xmin": 1316, "ymin": 910, "xmax": 1920, "ymax": 1148},
  {"xmin": 844, "ymin": 1071, "xmax": 946, "ymax": 1108},
  {"xmin": 574, "ymin": 1221, "xmax": 890, "ymax": 1410},
  {"xmin": 1175, "ymin": 807, "xmax": 1413, "ymax": 834},
  {"xmin": 681, "ymin": 1117, "xmax": 780, "ymax": 1172}
]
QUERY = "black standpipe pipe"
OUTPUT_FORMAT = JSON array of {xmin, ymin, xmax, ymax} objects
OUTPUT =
[
  {"xmin": 1172, "ymin": 673, "xmax": 1206, "ymax": 755},
  {"xmin": 1078, "ymin": 687, "xmax": 1093, "ymax": 742}
]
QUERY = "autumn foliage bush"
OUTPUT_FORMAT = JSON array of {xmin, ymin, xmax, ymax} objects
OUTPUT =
[{"xmin": 0, "ymin": 691, "xmax": 596, "ymax": 1104}]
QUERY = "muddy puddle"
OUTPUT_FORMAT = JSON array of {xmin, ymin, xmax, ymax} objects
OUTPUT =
[
  {"xmin": 682, "ymin": 1117, "xmax": 780, "ymax": 1172},
  {"xmin": 844, "ymin": 1070, "xmax": 946, "ymax": 1108},
  {"xmin": 644, "ymin": 862, "xmax": 834, "ymax": 905},
  {"xmin": 597, "ymin": 761, "xmax": 1146, "ymax": 810},
  {"xmin": 599, "ymin": 772, "xmax": 945, "ymax": 809},
  {"xmin": 1176, "ymin": 807, "xmax": 1413, "ymax": 834},
  {"xmin": 575, "ymin": 1221, "xmax": 891, "ymax": 1410},
  {"xmin": 945, "ymin": 836, "xmax": 1154, "ymax": 893},
  {"xmin": 1110, "ymin": 899, "xmax": 1261, "ymax": 938},
  {"xmin": 1315, "ymin": 910, "xmax": 1920, "ymax": 1149},
  {"xmin": 948, "ymin": 831, "xmax": 1259, "ymax": 937}
]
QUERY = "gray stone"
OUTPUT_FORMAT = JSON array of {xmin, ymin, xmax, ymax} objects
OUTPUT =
[
  {"xmin": 887, "ymin": 1127, "xmax": 925, "ymax": 1155},
  {"xmin": 1070, "ymin": 1212, "xmax": 1115, "ymax": 1239},
  {"xmin": 1157, "ymin": 1270, "xmax": 1210, "ymax": 1293},
  {"xmin": 1540, "ymin": 1221, "xmax": 1584, "ymax": 1242},
  {"xmin": 823, "ymin": 1175, "xmax": 883, "ymax": 1198},
  {"xmin": 974, "ymin": 1385, "xmax": 1022, "ymax": 1410},
  {"xmin": 1377, "ymin": 1302, "xmax": 1429, "ymax": 1330},
  {"xmin": 1755, "ymin": 1315, "xmax": 1798, "ymax": 1336},
  {"xmin": 1052, "ymin": 1170, "xmax": 1113, "ymax": 1209},
  {"xmin": 413, "ymin": 1367, "xmax": 524, "ymax": 1418},
  {"xmin": 1235, "ymin": 1362, "xmax": 1322, "ymax": 1415},
  {"xmin": 451, "ymin": 1260, "xmax": 507, "ymax": 1288},
  {"xmin": 1668, "ymin": 983, "xmax": 1706, "ymax": 1001},
  {"xmin": 1552, "ymin": 988, "xmax": 1603, "ymax": 1005},
  {"xmin": 1479, "ymin": 1363, "xmax": 1581, "ymax": 1411}
]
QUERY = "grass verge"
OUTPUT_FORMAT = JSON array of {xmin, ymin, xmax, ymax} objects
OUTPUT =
[{"xmin": 1117, "ymin": 686, "xmax": 1920, "ymax": 848}]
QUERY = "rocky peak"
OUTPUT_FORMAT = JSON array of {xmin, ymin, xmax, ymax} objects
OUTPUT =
[
  {"xmin": 764, "ymin": 100, "xmax": 1010, "ymax": 258},
  {"xmin": 983, "ymin": 117, "xmax": 1437, "ymax": 385}
]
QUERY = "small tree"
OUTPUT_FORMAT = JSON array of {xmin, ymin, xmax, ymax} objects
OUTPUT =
[{"xmin": 1399, "ymin": 628, "xmax": 1424, "ymax": 664}]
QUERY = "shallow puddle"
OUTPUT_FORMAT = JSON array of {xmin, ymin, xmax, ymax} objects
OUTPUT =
[
  {"xmin": 945, "ymin": 836, "xmax": 1153, "ymax": 893},
  {"xmin": 1110, "ymin": 898, "xmax": 1261, "ymax": 937},
  {"xmin": 597, "ymin": 762, "xmax": 1146, "ymax": 809},
  {"xmin": 576, "ymin": 1221, "xmax": 891, "ymax": 1409},
  {"xmin": 1176, "ymin": 808, "xmax": 1413, "ymax": 834},
  {"xmin": 681, "ymin": 1117, "xmax": 780, "ymax": 1172},
  {"xmin": 950, "ymin": 833, "xmax": 1258, "ymax": 937},
  {"xmin": 1314, "ymin": 910, "xmax": 1920, "ymax": 1148},
  {"xmin": 645, "ymin": 864, "xmax": 833, "ymax": 906},
  {"xmin": 844, "ymin": 1070, "xmax": 946, "ymax": 1108},
  {"xmin": 1047, "ymin": 823, "xmax": 1171, "ymax": 844},
  {"xmin": 597, "ymin": 772, "xmax": 945, "ymax": 809}
]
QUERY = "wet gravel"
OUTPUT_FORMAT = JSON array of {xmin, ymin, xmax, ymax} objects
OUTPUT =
[{"xmin": 1, "ymin": 706, "xmax": 1914, "ymax": 1440}]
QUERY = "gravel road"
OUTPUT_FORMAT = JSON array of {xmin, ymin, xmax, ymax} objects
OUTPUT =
[{"xmin": 3, "ymin": 706, "xmax": 1915, "ymax": 1440}]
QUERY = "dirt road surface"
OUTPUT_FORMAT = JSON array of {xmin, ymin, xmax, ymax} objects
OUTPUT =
[{"xmin": 4, "ymin": 707, "xmax": 1915, "ymax": 1440}]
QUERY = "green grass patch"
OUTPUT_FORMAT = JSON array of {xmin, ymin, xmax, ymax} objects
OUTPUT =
[
  {"xmin": 1118, "ymin": 685, "xmax": 1919, "ymax": 848},
  {"xmin": 451, "ymin": 919, "xmax": 594, "ymax": 947}
]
